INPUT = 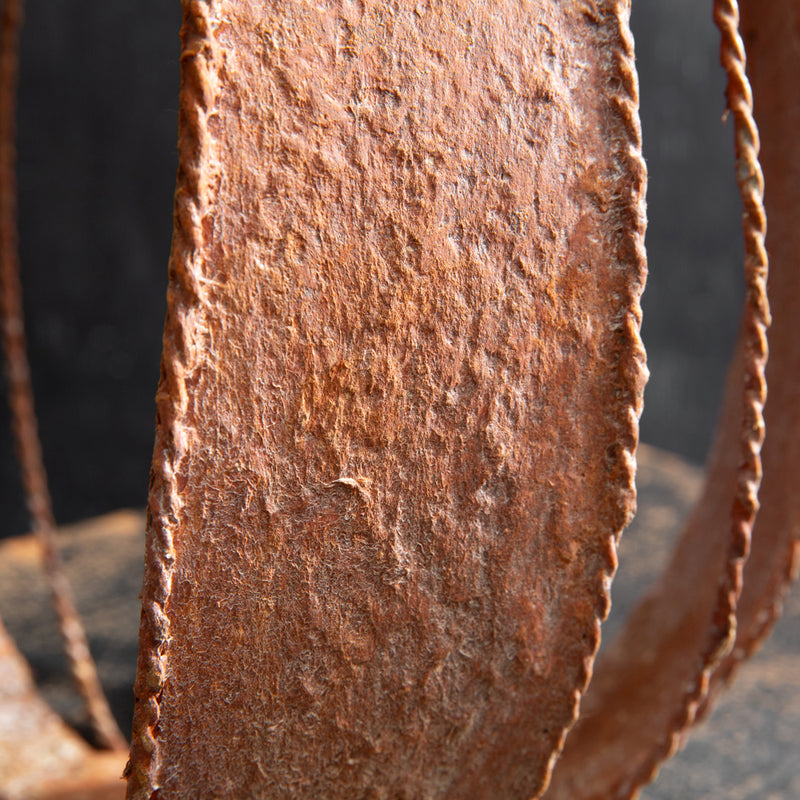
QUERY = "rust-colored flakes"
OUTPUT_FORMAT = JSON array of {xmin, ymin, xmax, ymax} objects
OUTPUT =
[{"xmin": 127, "ymin": 1, "xmax": 646, "ymax": 798}]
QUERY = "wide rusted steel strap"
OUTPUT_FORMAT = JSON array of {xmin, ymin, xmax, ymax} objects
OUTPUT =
[
  {"xmin": 126, "ymin": 1, "xmax": 647, "ymax": 797},
  {"xmin": 0, "ymin": 0, "xmax": 794, "ymax": 797},
  {"xmin": 124, "ymin": 1, "xmax": 799, "ymax": 799}
]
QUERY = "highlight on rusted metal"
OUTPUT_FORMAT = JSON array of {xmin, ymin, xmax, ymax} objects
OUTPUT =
[{"xmin": 0, "ymin": 0, "xmax": 126, "ymax": 754}]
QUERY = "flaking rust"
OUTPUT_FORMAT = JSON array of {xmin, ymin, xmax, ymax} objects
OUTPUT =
[{"xmin": 128, "ymin": 1, "xmax": 646, "ymax": 798}]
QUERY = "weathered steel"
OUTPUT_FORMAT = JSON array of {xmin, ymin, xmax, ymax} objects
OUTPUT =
[
  {"xmin": 126, "ymin": 1, "xmax": 646, "ymax": 797},
  {"xmin": 0, "ymin": 0, "xmax": 126, "ymax": 753},
  {"xmin": 2, "ymin": 1, "xmax": 798, "ymax": 798},
  {"xmin": 702, "ymin": 0, "xmax": 800, "ymax": 703},
  {"xmin": 546, "ymin": 1, "xmax": 785, "ymax": 797}
]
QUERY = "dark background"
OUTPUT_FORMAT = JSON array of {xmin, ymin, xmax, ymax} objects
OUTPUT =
[{"xmin": 0, "ymin": 2, "xmax": 743, "ymax": 538}]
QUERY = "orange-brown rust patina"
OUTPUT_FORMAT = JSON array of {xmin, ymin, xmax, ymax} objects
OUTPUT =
[
  {"xmin": 2, "ymin": 0, "xmax": 796, "ymax": 799},
  {"xmin": 546, "ymin": 3, "xmax": 797, "ymax": 798},
  {"xmin": 127, "ymin": 1, "xmax": 646, "ymax": 797}
]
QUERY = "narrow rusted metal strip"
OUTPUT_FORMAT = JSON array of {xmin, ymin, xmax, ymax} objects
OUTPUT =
[
  {"xmin": 711, "ymin": 0, "xmax": 769, "ymax": 636},
  {"xmin": 126, "ymin": 1, "xmax": 222, "ymax": 796},
  {"xmin": 0, "ymin": 0, "xmax": 126, "ymax": 753},
  {"xmin": 0, "ymin": 613, "xmax": 127, "ymax": 799},
  {"xmin": 698, "ymin": 0, "xmax": 800, "ymax": 713},
  {"xmin": 545, "ymin": 2, "xmax": 773, "ymax": 797},
  {"xmin": 127, "ymin": 1, "xmax": 647, "ymax": 797}
]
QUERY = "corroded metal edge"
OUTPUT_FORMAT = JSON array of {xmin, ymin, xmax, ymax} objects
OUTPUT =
[
  {"xmin": 125, "ymin": 2, "xmax": 223, "ymax": 797},
  {"xmin": 537, "ymin": 0, "xmax": 649, "ymax": 797},
  {"xmin": 537, "ymin": 0, "xmax": 648, "ymax": 793},
  {"xmin": 545, "ymin": 2, "xmax": 770, "ymax": 797}
]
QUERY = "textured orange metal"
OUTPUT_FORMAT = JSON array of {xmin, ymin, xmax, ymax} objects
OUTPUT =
[
  {"xmin": 126, "ymin": 1, "xmax": 646, "ymax": 797},
  {"xmin": 1, "ymin": 1, "xmax": 798, "ymax": 799},
  {"xmin": 546, "ymin": 2, "xmax": 789, "ymax": 797},
  {"xmin": 704, "ymin": 0, "xmax": 800, "ymax": 703}
]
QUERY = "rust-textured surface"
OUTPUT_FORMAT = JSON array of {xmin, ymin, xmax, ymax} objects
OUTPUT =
[
  {"xmin": 546, "ymin": 2, "xmax": 791, "ymax": 798},
  {"xmin": 127, "ymin": 1, "xmax": 646, "ymax": 798},
  {"xmin": 702, "ymin": 0, "xmax": 800, "ymax": 701},
  {"xmin": 4, "ymin": 451, "xmax": 797, "ymax": 799}
]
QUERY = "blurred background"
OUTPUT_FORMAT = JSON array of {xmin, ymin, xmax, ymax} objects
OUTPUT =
[{"xmin": 0, "ymin": 1, "xmax": 744, "ymax": 539}]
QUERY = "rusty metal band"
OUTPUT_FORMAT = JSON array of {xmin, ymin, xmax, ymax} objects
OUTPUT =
[
  {"xmin": 712, "ymin": 0, "xmax": 770, "ymax": 659},
  {"xmin": 127, "ymin": 1, "xmax": 647, "ymax": 797},
  {"xmin": 694, "ymin": 0, "xmax": 798, "ymax": 716},
  {"xmin": 0, "ymin": 0, "xmax": 126, "ymax": 753},
  {"xmin": 2, "ymin": 0, "xmax": 779, "ymax": 797},
  {"xmin": 546, "ymin": 1, "xmax": 770, "ymax": 796}
]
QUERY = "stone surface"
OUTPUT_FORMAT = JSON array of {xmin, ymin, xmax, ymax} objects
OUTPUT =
[{"xmin": 0, "ymin": 511, "xmax": 144, "ymax": 739}]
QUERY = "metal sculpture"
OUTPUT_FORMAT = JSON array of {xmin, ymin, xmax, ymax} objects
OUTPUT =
[{"xmin": 0, "ymin": 1, "xmax": 797, "ymax": 799}]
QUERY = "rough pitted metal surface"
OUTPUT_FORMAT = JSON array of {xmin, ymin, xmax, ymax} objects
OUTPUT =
[
  {"xmin": 4, "ymin": 449, "xmax": 798, "ymax": 799},
  {"xmin": 127, "ymin": 1, "xmax": 646, "ymax": 798}
]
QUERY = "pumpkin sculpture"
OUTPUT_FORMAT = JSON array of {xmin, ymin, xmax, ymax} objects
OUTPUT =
[{"xmin": 0, "ymin": 1, "xmax": 797, "ymax": 798}]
